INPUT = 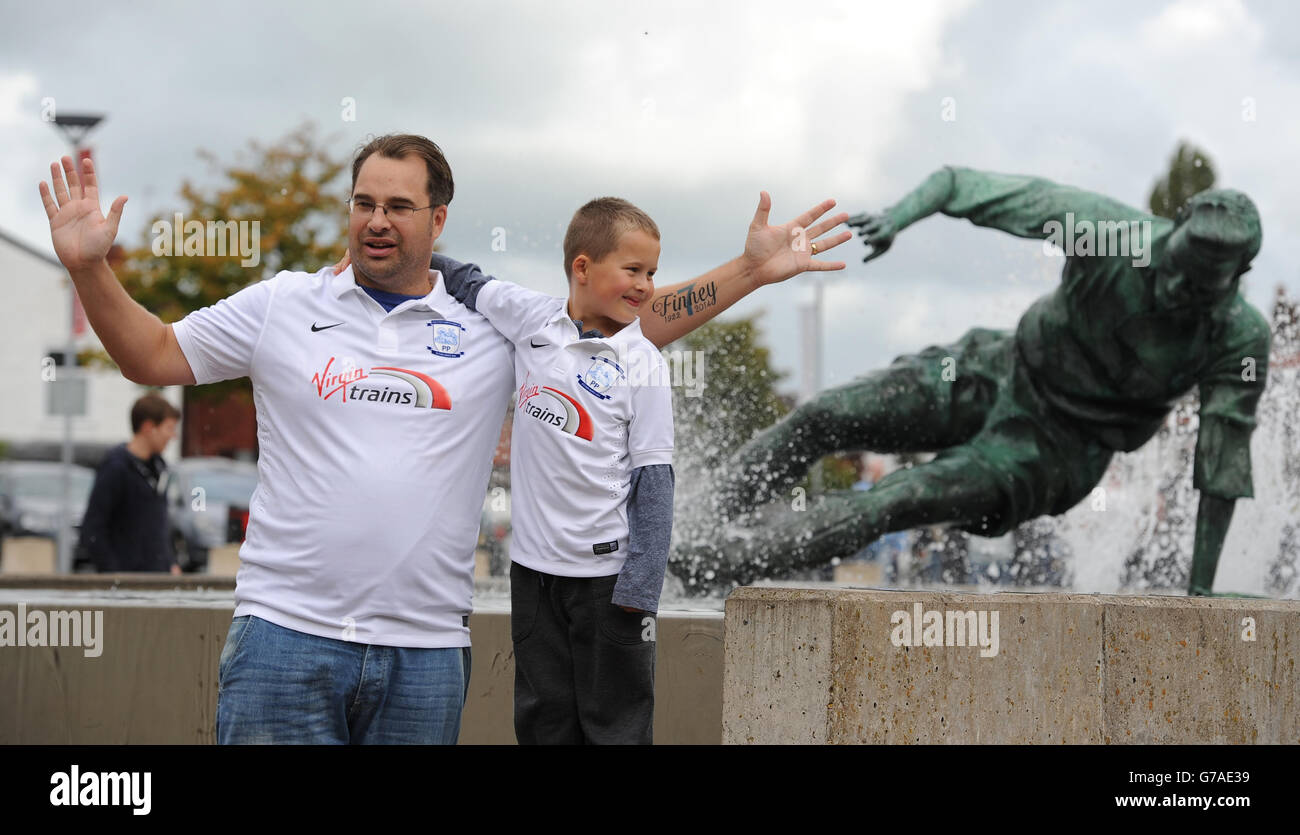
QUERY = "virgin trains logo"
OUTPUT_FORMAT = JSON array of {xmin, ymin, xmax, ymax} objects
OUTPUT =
[
  {"xmin": 518, "ymin": 376, "xmax": 593, "ymax": 440},
  {"xmin": 311, "ymin": 357, "xmax": 451, "ymax": 409}
]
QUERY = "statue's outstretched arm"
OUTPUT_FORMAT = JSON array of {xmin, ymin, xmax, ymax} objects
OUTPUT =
[
  {"xmin": 846, "ymin": 168, "xmax": 955, "ymax": 262},
  {"xmin": 848, "ymin": 166, "xmax": 1158, "ymax": 262},
  {"xmin": 1189, "ymin": 313, "xmax": 1270, "ymax": 594}
]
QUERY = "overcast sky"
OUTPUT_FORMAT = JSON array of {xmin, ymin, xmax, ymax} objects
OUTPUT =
[{"xmin": 4, "ymin": 0, "xmax": 1298, "ymax": 391}]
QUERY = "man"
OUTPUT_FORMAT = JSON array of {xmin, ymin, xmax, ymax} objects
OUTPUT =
[
  {"xmin": 688, "ymin": 167, "xmax": 1268, "ymax": 598},
  {"xmin": 38, "ymin": 135, "xmax": 849, "ymax": 742},
  {"xmin": 80, "ymin": 393, "xmax": 181, "ymax": 574}
]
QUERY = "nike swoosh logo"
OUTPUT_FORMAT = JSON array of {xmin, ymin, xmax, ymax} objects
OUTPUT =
[
  {"xmin": 311, "ymin": 322, "xmax": 344, "ymax": 332},
  {"xmin": 530, "ymin": 339, "xmax": 549, "ymax": 348}
]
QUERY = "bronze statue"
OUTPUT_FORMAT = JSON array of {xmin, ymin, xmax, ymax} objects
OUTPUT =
[{"xmin": 676, "ymin": 167, "xmax": 1268, "ymax": 597}]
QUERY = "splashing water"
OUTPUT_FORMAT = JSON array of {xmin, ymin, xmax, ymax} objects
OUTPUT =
[{"xmin": 668, "ymin": 290, "xmax": 1300, "ymax": 601}]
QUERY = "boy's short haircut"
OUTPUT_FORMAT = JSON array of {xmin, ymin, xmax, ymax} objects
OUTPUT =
[
  {"xmin": 563, "ymin": 197, "xmax": 660, "ymax": 280},
  {"xmin": 351, "ymin": 134, "xmax": 455, "ymax": 208},
  {"xmin": 131, "ymin": 394, "xmax": 180, "ymax": 433}
]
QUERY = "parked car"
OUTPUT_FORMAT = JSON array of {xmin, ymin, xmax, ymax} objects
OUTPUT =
[
  {"xmin": 0, "ymin": 461, "xmax": 96, "ymax": 569},
  {"xmin": 166, "ymin": 457, "xmax": 259, "ymax": 572},
  {"xmin": 479, "ymin": 489, "xmax": 513, "ymax": 576}
]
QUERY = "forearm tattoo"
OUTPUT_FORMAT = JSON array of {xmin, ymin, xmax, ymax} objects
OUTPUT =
[{"xmin": 651, "ymin": 281, "xmax": 719, "ymax": 323}]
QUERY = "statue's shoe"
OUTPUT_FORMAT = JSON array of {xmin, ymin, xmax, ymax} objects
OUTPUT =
[{"xmin": 670, "ymin": 490, "xmax": 884, "ymax": 594}]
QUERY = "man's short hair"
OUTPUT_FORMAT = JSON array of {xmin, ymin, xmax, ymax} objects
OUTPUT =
[
  {"xmin": 1175, "ymin": 189, "xmax": 1262, "ymax": 270},
  {"xmin": 351, "ymin": 134, "xmax": 455, "ymax": 208},
  {"xmin": 563, "ymin": 197, "xmax": 660, "ymax": 280},
  {"xmin": 131, "ymin": 394, "xmax": 180, "ymax": 434}
]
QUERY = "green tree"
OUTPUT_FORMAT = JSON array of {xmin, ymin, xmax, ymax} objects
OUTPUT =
[
  {"xmin": 1148, "ymin": 141, "xmax": 1216, "ymax": 220},
  {"xmin": 111, "ymin": 123, "xmax": 349, "ymax": 401}
]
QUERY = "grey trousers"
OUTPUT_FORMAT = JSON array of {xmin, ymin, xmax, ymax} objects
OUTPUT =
[{"xmin": 510, "ymin": 562, "xmax": 656, "ymax": 745}]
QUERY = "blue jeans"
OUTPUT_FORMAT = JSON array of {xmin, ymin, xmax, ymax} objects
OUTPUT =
[{"xmin": 216, "ymin": 615, "xmax": 470, "ymax": 744}]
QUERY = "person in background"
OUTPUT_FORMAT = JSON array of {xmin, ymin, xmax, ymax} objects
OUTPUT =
[
  {"xmin": 80, "ymin": 393, "xmax": 180, "ymax": 574},
  {"xmin": 850, "ymin": 454, "xmax": 913, "ymax": 575}
]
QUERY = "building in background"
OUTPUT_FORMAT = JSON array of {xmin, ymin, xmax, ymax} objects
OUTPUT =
[{"xmin": 0, "ymin": 227, "xmax": 181, "ymax": 465}]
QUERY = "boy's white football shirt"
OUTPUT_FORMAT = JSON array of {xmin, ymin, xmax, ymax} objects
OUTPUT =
[{"xmin": 473, "ymin": 280, "xmax": 674, "ymax": 577}]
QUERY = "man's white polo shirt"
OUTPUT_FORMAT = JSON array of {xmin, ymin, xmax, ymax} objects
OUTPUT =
[
  {"xmin": 475, "ymin": 280, "xmax": 674, "ymax": 577},
  {"xmin": 172, "ymin": 267, "xmax": 513, "ymax": 647}
]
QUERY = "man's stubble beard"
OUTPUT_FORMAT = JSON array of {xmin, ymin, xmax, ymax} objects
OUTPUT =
[{"xmin": 353, "ymin": 230, "xmax": 435, "ymax": 293}]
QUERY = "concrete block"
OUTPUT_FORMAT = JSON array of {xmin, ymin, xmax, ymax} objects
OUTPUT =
[
  {"xmin": 206, "ymin": 544, "xmax": 241, "ymax": 577},
  {"xmin": 1, "ymin": 537, "xmax": 56, "ymax": 574},
  {"xmin": 1, "ymin": 587, "xmax": 724, "ymax": 745},
  {"xmin": 0, "ymin": 597, "xmax": 229, "ymax": 744},
  {"xmin": 833, "ymin": 561, "xmax": 883, "ymax": 586},
  {"xmin": 723, "ymin": 587, "xmax": 1299, "ymax": 744},
  {"xmin": 1100, "ymin": 596, "xmax": 1297, "ymax": 744}
]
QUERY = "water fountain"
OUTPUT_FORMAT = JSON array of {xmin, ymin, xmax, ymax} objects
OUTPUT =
[{"xmin": 668, "ymin": 171, "xmax": 1297, "ymax": 604}]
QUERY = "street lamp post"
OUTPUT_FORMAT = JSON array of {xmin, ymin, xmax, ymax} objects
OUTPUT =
[
  {"xmin": 47, "ymin": 113, "xmax": 105, "ymax": 573},
  {"xmin": 799, "ymin": 275, "xmax": 827, "ymax": 492}
]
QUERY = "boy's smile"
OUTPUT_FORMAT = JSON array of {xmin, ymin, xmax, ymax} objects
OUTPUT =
[{"xmin": 568, "ymin": 228, "xmax": 660, "ymax": 337}]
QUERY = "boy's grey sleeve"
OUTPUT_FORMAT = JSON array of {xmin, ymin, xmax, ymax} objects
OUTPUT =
[
  {"xmin": 429, "ymin": 253, "xmax": 495, "ymax": 311},
  {"xmin": 612, "ymin": 464, "xmax": 675, "ymax": 612}
]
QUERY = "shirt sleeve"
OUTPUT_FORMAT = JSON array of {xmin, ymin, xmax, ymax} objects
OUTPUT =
[
  {"xmin": 474, "ymin": 280, "xmax": 565, "ymax": 346},
  {"xmin": 80, "ymin": 453, "xmax": 123, "ymax": 572},
  {"xmin": 627, "ymin": 349, "xmax": 675, "ymax": 468},
  {"xmin": 430, "ymin": 253, "xmax": 494, "ymax": 310},
  {"xmin": 1194, "ymin": 302, "xmax": 1271, "ymax": 500},
  {"xmin": 171, "ymin": 274, "xmax": 280, "ymax": 384},
  {"xmin": 940, "ymin": 166, "xmax": 1164, "ymax": 243},
  {"xmin": 612, "ymin": 464, "xmax": 675, "ymax": 612}
]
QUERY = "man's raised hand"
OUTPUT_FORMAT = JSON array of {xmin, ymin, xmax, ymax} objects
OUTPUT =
[
  {"xmin": 38, "ymin": 155, "xmax": 127, "ymax": 272},
  {"xmin": 742, "ymin": 191, "xmax": 850, "ymax": 287}
]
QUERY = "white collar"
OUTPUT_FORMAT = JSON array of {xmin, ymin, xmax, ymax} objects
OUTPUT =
[{"xmin": 331, "ymin": 266, "xmax": 453, "ymax": 315}]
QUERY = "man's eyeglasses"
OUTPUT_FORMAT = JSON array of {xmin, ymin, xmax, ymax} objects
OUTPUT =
[{"xmin": 347, "ymin": 197, "xmax": 434, "ymax": 220}]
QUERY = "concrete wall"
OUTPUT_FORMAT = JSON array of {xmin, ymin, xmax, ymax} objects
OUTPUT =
[
  {"xmin": 14, "ymin": 579, "xmax": 1291, "ymax": 745},
  {"xmin": 0, "ymin": 585, "xmax": 723, "ymax": 744},
  {"xmin": 723, "ymin": 587, "xmax": 1299, "ymax": 744}
]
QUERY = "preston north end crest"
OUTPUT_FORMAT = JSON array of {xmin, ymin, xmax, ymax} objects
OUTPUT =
[
  {"xmin": 427, "ymin": 319, "xmax": 466, "ymax": 358},
  {"xmin": 577, "ymin": 355, "xmax": 626, "ymax": 400}
]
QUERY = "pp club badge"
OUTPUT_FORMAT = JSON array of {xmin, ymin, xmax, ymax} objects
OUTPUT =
[
  {"xmin": 577, "ymin": 355, "xmax": 626, "ymax": 400},
  {"xmin": 427, "ymin": 320, "xmax": 466, "ymax": 358}
]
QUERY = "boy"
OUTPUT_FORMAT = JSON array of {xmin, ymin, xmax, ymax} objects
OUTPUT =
[
  {"xmin": 80, "ymin": 393, "xmax": 182, "ymax": 574},
  {"xmin": 437, "ymin": 197, "xmax": 673, "ymax": 744}
]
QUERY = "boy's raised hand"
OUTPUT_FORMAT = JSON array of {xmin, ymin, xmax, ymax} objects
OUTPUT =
[
  {"xmin": 741, "ymin": 191, "xmax": 850, "ymax": 287},
  {"xmin": 39, "ymin": 156, "xmax": 128, "ymax": 272}
]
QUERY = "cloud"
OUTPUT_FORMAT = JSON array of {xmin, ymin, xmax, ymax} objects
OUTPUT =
[
  {"xmin": 1140, "ymin": 0, "xmax": 1262, "ymax": 50},
  {"xmin": 460, "ymin": 1, "xmax": 972, "ymax": 190},
  {"xmin": 2, "ymin": 0, "xmax": 1297, "ymax": 398}
]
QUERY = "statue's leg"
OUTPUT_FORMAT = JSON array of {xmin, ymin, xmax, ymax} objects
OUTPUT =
[
  {"xmin": 712, "ymin": 333, "xmax": 1005, "ymax": 518},
  {"xmin": 675, "ymin": 336, "xmax": 1117, "ymax": 593},
  {"xmin": 678, "ymin": 452, "xmax": 1008, "ymax": 590}
]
